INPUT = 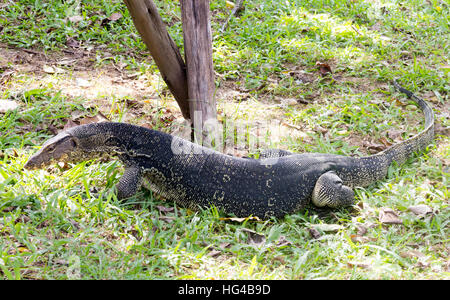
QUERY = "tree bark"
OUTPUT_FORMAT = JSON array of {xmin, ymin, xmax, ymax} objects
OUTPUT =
[
  {"xmin": 123, "ymin": 0, "xmax": 190, "ymax": 119},
  {"xmin": 180, "ymin": 0, "xmax": 216, "ymax": 144}
]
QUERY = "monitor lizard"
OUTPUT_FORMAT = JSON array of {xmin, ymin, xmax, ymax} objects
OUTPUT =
[{"xmin": 24, "ymin": 81, "xmax": 434, "ymax": 219}]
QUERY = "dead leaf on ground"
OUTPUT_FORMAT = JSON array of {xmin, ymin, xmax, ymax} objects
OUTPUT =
[
  {"xmin": 387, "ymin": 129, "xmax": 403, "ymax": 141},
  {"xmin": 276, "ymin": 235, "xmax": 292, "ymax": 247},
  {"xmin": 159, "ymin": 216, "xmax": 175, "ymax": 223},
  {"xmin": 219, "ymin": 242, "xmax": 231, "ymax": 249},
  {"xmin": 379, "ymin": 207, "xmax": 402, "ymax": 224},
  {"xmin": 355, "ymin": 224, "xmax": 368, "ymax": 235},
  {"xmin": 408, "ymin": 204, "xmax": 433, "ymax": 216},
  {"xmin": 100, "ymin": 12, "xmax": 122, "ymax": 27},
  {"xmin": 43, "ymin": 65, "xmax": 65, "ymax": 74},
  {"xmin": 63, "ymin": 119, "xmax": 79, "ymax": 131},
  {"xmin": 207, "ymin": 249, "xmax": 222, "ymax": 257},
  {"xmin": 241, "ymin": 228, "xmax": 265, "ymax": 247},
  {"xmin": 399, "ymin": 249, "xmax": 426, "ymax": 259},
  {"xmin": 378, "ymin": 136, "xmax": 393, "ymax": 148},
  {"xmin": 0, "ymin": 99, "xmax": 19, "ymax": 113},
  {"xmin": 78, "ymin": 112, "xmax": 109, "ymax": 125},
  {"xmin": 14, "ymin": 215, "xmax": 32, "ymax": 224},
  {"xmin": 0, "ymin": 67, "xmax": 15, "ymax": 83},
  {"xmin": 350, "ymin": 234, "xmax": 365, "ymax": 243},
  {"xmin": 75, "ymin": 77, "xmax": 91, "ymax": 87},
  {"xmin": 62, "ymin": 112, "xmax": 109, "ymax": 132},
  {"xmin": 273, "ymin": 256, "xmax": 287, "ymax": 264},
  {"xmin": 1, "ymin": 206, "xmax": 16, "ymax": 213},
  {"xmin": 370, "ymin": 22, "xmax": 382, "ymax": 31},
  {"xmin": 43, "ymin": 65, "xmax": 55, "ymax": 74},
  {"xmin": 400, "ymin": 250, "xmax": 431, "ymax": 269},
  {"xmin": 287, "ymin": 70, "xmax": 315, "ymax": 85},
  {"xmin": 308, "ymin": 227, "xmax": 321, "ymax": 239},
  {"xmin": 66, "ymin": 37, "xmax": 80, "ymax": 49},
  {"xmin": 312, "ymin": 224, "xmax": 343, "ymax": 232},
  {"xmin": 68, "ymin": 15, "xmax": 83, "ymax": 23},
  {"xmin": 435, "ymin": 122, "xmax": 450, "ymax": 137},
  {"xmin": 365, "ymin": 141, "xmax": 386, "ymax": 154},
  {"xmin": 46, "ymin": 122, "xmax": 59, "ymax": 135},
  {"xmin": 156, "ymin": 205, "xmax": 174, "ymax": 213},
  {"xmin": 347, "ymin": 261, "xmax": 370, "ymax": 269},
  {"xmin": 315, "ymin": 62, "xmax": 332, "ymax": 77},
  {"xmin": 350, "ymin": 233, "xmax": 377, "ymax": 243},
  {"xmin": 108, "ymin": 12, "xmax": 122, "ymax": 21}
]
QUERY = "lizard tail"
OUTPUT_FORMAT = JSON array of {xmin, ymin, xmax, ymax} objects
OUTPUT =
[{"xmin": 379, "ymin": 81, "xmax": 435, "ymax": 165}]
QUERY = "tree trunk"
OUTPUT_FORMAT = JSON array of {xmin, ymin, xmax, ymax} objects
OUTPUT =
[
  {"xmin": 179, "ymin": 0, "xmax": 216, "ymax": 144},
  {"xmin": 123, "ymin": 0, "xmax": 190, "ymax": 120}
]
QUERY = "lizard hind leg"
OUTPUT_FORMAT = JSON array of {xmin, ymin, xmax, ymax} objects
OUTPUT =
[
  {"xmin": 115, "ymin": 166, "xmax": 143, "ymax": 200},
  {"xmin": 311, "ymin": 171, "xmax": 354, "ymax": 208}
]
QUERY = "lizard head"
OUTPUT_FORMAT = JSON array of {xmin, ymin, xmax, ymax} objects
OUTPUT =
[{"xmin": 24, "ymin": 131, "xmax": 81, "ymax": 170}]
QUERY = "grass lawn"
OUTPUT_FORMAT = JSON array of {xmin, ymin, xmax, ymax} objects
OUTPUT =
[{"xmin": 0, "ymin": 0, "xmax": 448, "ymax": 279}]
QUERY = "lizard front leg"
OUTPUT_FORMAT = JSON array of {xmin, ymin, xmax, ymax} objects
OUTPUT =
[
  {"xmin": 311, "ymin": 171, "xmax": 354, "ymax": 208},
  {"xmin": 115, "ymin": 166, "xmax": 142, "ymax": 200}
]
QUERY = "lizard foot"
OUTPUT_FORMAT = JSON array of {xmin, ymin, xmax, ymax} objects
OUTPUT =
[
  {"xmin": 312, "ymin": 171, "xmax": 354, "ymax": 208},
  {"xmin": 115, "ymin": 166, "xmax": 142, "ymax": 200}
]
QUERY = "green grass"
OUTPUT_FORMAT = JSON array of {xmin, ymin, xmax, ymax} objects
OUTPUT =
[{"xmin": 0, "ymin": 0, "xmax": 449, "ymax": 279}]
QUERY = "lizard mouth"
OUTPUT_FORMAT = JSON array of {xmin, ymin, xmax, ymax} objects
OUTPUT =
[
  {"xmin": 24, "ymin": 133, "xmax": 78, "ymax": 170},
  {"xmin": 23, "ymin": 156, "xmax": 41, "ymax": 170}
]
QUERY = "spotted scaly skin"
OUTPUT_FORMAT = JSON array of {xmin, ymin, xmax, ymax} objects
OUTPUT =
[{"xmin": 24, "ymin": 82, "xmax": 434, "ymax": 219}]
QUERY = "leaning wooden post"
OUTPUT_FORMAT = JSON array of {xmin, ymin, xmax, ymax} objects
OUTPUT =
[
  {"xmin": 123, "ymin": 0, "xmax": 191, "ymax": 120},
  {"xmin": 179, "ymin": 0, "xmax": 217, "ymax": 145}
]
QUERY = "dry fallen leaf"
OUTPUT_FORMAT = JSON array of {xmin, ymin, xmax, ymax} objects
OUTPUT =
[
  {"xmin": 219, "ymin": 242, "xmax": 231, "ymax": 249},
  {"xmin": 312, "ymin": 224, "xmax": 343, "ymax": 232},
  {"xmin": 0, "ymin": 99, "xmax": 19, "ymax": 113},
  {"xmin": 108, "ymin": 12, "xmax": 122, "ymax": 21},
  {"xmin": 347, "ymin": 261, "xmax": 370, "ymax": 269},
  {"xmin": 400, "ymin": 250, "xmax": 426, "ymax": 259},
  {"xmin": 61, "ymin": 112, "xmax": 109, "ymax": 132},
  {"xmin": 207, "ymin": 249, "xmax": 222, "ymax": 257},
  {"xmin": 75, "ymin": 77, "xmax": 91, "ymax": 87},
  {"xmin": 365, "ymin": 141, "xmax": 386, "ymax": 154},
  {"xmin": 43, "ymin": 65, "xmax": 55, "ymax": 74},
  {"xmin": 355, "ymin": 224, "xmax": 368, "ymax": 235},
  {"xmin": 350, "ymin": 234, "xmax": 365, "ymax": 243},
  {"xmin": 66, "ymin": 37, "xmax": 80, "ymax": 49},
  {"xmin": 316, "ymin": 62, "xmax": 332, "ymax": 77},
  {"xmin": 276, "ymin": 235, "xmax": 292, "ymax": 247},
  {"xmin": 43, "ymin": 64, "xmax": 65, "ymax": 74},
  {"xmin": 156, "ymin": 205, "xmax": 174, "ymax": 213},
  {"xmin": 378, "ymin": 136, "xmax": 393, "ymax": 148},
  {"xmin": 408, "ymin": 204, "xmax": 433, "ymax": 216},
  {"xmin": 387, "ymin": 129, "xmax": 403, "ymax": 141},
  {"xmin": 308, "ymin": 227, "xmax": 321, "ymax": 239},
  {"xmin": 68, "ymin": 15, "xmax": 83, "ymax": 23},
  {"xmin": 63, "ymin": 119, "xmax": 79, "ymax": 131},
  {"xmin": 241, "ymin": 228, "xmax": 265, "ymax": 247},
  {"xmin": 159, "ymin": 216, "xmax": 175, "ymax": 223},
  {"xmin": 78, "ymin": 113, "xmax": 109, "ymax": 125},
  {"xmin": 379, "ymin": 207, "xmax": 402, "ymax": 224}
]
